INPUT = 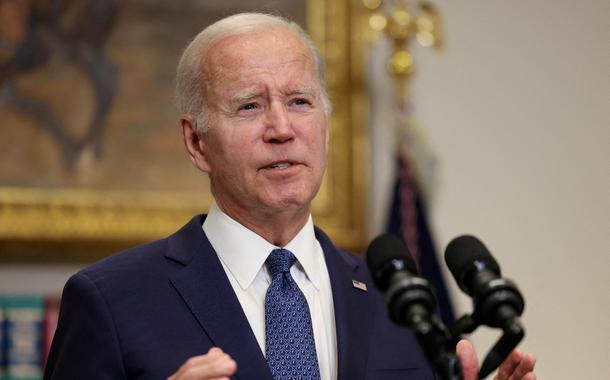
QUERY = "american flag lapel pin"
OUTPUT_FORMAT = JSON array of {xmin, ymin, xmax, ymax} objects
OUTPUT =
[{"xmin": 352, "ymin": 279, "xmax": 367, "ymax": 292}]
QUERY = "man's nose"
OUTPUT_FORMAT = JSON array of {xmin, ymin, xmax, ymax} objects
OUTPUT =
[{"xmin": 263, "ymin": 102, "xmax": 294, "ymax": 144}]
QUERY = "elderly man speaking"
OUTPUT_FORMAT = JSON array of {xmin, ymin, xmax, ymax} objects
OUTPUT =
[{"xmin": 44, "ymin": 13, "xmax": 536, "ymax": 380}]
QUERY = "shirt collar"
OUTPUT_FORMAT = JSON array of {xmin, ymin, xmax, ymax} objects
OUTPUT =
[{"xmin": 202, "ymin": 201, "xmax": 322, "ymax": 291}]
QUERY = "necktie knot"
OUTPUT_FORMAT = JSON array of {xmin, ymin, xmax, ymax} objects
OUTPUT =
[{"xmin": 266, "ymin": 248, "xmax": 297, "ymax": 276}]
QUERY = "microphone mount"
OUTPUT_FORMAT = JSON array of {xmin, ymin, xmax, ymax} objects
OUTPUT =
[
  {"xmin": 385, "ymin": 272, "xmax": 462, "ymax": 380},
  {"xmin": 448, "ymin": 277, "xmax": 525, "ymax": 379}
]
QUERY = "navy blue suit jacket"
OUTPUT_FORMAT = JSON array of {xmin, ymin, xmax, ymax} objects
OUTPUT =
[{"xmin": 45, "ymin": 215, "xmax": 436, "ymax": 379}]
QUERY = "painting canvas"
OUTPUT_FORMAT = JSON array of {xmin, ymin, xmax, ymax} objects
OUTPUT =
[{"xmin": 0, "ymin": 0, "xmax": 366, "ymax": 260}]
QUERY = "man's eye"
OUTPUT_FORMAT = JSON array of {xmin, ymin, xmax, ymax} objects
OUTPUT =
[
  {"xmin": 291, "ymin": 98, "xmax": 311, "ymax": 107},
  {"xmin": 239, "ymin": 103, "xmax": 258, "ymax": 111}
]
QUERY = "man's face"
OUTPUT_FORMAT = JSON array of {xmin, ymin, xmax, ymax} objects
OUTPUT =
[{"xmin": 194, "ymin": 28, "xmax": 329, "ymax": 218}]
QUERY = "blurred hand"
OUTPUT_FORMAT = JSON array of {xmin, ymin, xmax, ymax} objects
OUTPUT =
[
  {"xmin": 167, "ymin": 347, "xmax": 237, "ymax": 380},
  {"xmin": 456, "ymin": 339, "xmax": 536, "ymax": 380}
]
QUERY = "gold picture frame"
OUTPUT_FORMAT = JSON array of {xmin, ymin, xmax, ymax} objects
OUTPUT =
[{"xmin": 0, "ymin": 0, "xmax": 367, "ymax": 261}]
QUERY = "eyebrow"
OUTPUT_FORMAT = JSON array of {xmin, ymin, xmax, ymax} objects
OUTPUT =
[
  {"xmin": 232, "ymin": 90, "xmax": 261, "ymax": 104},
  {"xmin": 287, "ymin": 86, "xmax": 316, "ymax": 97}
]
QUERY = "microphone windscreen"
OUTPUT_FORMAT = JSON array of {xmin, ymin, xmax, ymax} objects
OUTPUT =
[
  {"xmin": 444, "ymin": 235, "xmax": 500, "ymax": 283},
  {"xmin": 366, "ymin": 233, "xmax": 419, "ymax": 286}
]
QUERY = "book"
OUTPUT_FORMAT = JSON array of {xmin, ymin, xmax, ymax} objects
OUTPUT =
[
  {"xmin": 4, "ymin": 295, "xmax": 44, "ymax": 380},
  {"xmin": 42, "ymin": 296, "xmax": 61, "ymax": 370}
]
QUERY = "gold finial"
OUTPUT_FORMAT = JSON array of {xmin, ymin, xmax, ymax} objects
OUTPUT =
[
  {"xmin": 387, "ymin": 5, "xmax": 413, "ymax": 41},
  {"xmin": 388, "ymin": 50, "xmax": 414, "ymax": 77},
  {"xmin": 363, "ymin": 0, "xmax": 443, "ymax": 81}
]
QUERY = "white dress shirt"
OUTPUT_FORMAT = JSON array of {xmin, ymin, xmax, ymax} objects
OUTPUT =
[{"xmin": 203, "ymin": 202, "xmax": 337, "ymax": 380}]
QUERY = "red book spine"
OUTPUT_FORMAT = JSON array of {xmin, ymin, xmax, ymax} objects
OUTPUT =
[{"xmin": 42, "ymin": 296, "xmax": 60, "ymax": 370}]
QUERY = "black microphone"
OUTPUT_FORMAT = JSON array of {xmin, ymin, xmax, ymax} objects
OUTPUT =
[
  {"xmin": 367, "ymin": 234, "xmax": 463, "ymax": 380},
  {"xmin": 444, "ymin": 235, "xmax": 524, "ymax": 329},
  {"xmin": 444, "ymin": 235, "xmax": 526, "ymax": 378},
  {"xmin": 366, "ymin": 233, "xmax": 437, "ymax": 328}
]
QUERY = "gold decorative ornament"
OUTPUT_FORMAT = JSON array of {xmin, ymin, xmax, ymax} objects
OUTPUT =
[{"xmin": 363, "ymin": 0, "xmax": 443, "ymax": 86}]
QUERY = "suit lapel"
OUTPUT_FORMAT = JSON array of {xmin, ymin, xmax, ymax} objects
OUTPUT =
[
  {"xmin": 316, "ymin": 228, "xmax": 373, "ymax": 380},
  {"xmin": 166, "ymin": 216, "xmax": 273, "ymax": 380}
]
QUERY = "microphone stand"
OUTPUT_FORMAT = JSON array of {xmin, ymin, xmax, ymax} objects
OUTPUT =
[
  {"xmin": 479, "ymin": 316, "xmax": 524, "ymax": 378},
  {"xmin": 384, "ymin": 270, "xmax": 462, "ymax": 380},
  {"xmin": 449, "ymin": 305, "xmax": 525, "ymax": 379},
  {"xmin": 403, "ymin": 292, "xmax": 525, "ymax": 379},
  {"xmin": 403, "ymin": 305, "xmax": 462, "ymax": 380}
]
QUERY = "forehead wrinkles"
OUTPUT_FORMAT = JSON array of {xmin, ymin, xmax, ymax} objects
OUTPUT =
[{"xmin": 200, "ymin": 30, "xmax": 318, "ymax": 98}]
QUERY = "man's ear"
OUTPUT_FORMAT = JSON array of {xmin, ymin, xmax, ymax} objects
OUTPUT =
[{"xmin": 180, "ymin": 115, "xmax": 211, "ymax": 173}]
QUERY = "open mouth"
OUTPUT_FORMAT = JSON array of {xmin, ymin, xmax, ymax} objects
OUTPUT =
[
  {"xmin": 260, "ymin": 158, "xmax": 304, "ymax": 171},
  {"xmin": 261, "ymin": 160, "xmax": 302, "ymax": 172},
  {"xmin": 269, "ymin": 162, "xmax": 292, "ymax": 170}
]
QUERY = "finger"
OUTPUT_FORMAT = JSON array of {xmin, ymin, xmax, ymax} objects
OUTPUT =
[
  {"xmin": 494, "ymin": 349, "xmax": 523, "ymax": 380},
  {"xmin": 509, "ymin": 353, "xmax": 536, "ymax": 380},
  {"xmin": 168, "ymin": 348, "xmax": 235, "ymax": 380},
  {"xmin": 180, "ymin": 356, "xmax": 237, "ymax": 379},
  {"xmin": 174, "ymin": 349, "xmax": 222, "ymax": 376},
  {"xmin": 456, "ymin": 339, "xmax": 479, "ymax": 380},
  {"xmin": 172, "ymin": 361, "xmax": 236, "ymax": 380}
]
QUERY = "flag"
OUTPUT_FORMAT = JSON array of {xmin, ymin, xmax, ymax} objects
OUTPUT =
[{"xmin": 386, "ymin": 154, "xmax": 455, "ymax": 326}]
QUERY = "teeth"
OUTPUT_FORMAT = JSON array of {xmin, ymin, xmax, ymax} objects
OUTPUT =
[{"xmin": 271, "ymin": 163, "xmax": 291, "ymax": 169}]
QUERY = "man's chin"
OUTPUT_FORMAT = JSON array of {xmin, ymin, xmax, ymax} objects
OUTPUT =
[{"xmin": 261, "ymin": 193, "xmax": 314, "ymax": 214}]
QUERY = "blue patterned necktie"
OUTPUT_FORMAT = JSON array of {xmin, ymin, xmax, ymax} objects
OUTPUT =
[{"xmin": 265, "ymin": 248, "xmax": 321, "ymax": 380}]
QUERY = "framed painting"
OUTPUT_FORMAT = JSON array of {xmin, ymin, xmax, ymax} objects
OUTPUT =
[{"xmin": 0, "ymin": 0, "xmax": 367, "ymax": 261}]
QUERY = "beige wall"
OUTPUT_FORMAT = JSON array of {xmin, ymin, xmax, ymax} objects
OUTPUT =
[
  {"xmin": 368, "ymin": 0, "xmax": 609, "ymax": 378},
  {"xmin": 0, "ymin": 264, "xmax": 83, "ymax": 294}
]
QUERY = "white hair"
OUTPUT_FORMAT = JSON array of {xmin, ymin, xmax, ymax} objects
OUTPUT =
[{"xmin": 175, "ymin": 12, "xmax": 332, "ymax": 133}]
